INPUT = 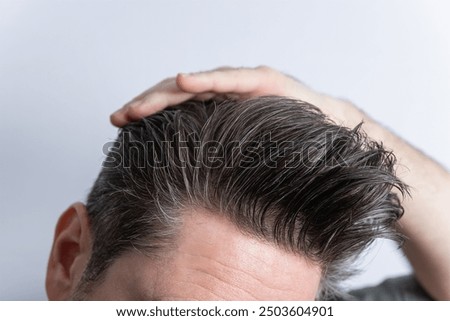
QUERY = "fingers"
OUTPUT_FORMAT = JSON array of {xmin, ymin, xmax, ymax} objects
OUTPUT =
[
  {"xmin": 110, "ymin": 79, "xmax": 196, "ymax": 127},
  {"xmin": 110, "ymin": 66, "xmax": 284, "ymax": 127}
]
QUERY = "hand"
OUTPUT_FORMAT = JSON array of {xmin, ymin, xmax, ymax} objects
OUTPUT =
[{"xmin": 110, "ymin": 66, "xmax": 328, "ymax": 127}]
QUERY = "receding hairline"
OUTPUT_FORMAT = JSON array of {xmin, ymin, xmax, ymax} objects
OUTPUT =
[{"xmin": 75, "ymin": 205, "xmax": 323, "ymax": 300}]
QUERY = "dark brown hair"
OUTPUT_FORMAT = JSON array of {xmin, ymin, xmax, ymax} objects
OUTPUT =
[{"xmin": 79, "ymin": 96, "xmax": 407, "ymax": 299}]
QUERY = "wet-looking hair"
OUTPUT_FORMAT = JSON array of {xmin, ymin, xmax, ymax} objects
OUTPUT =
[{"xmin": 79, "ymin": 96, "xmax": 407, "ymax": 299}]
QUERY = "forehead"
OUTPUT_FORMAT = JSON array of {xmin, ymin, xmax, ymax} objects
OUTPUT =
[{"xmin": 87, "ymin": 208, "xmax": 322, "ymax": 300}]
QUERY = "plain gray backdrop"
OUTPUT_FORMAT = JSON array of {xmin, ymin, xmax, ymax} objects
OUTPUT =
[{"xmin": 1, "ymin": 0, "xmax": 449, "ymax": 300}]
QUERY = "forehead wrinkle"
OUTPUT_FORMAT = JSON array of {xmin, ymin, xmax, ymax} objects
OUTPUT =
[
  {"xmin": 169, "ymin": 279, "xmax": 228, "ymax": 300},
  {"xmin": 168, "ymin": 208, "xmax": 321, "ymax": 299},
  {"xmin": 176, "ymin": 249, "xmax": 308, "ymax": 295},
  {"xmin": 181, "ymin": 265, "xmax": 260, "ymax": 300}
]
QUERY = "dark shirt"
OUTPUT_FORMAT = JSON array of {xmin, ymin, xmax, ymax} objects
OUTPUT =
[{"xmin": 346, "ymin": 275, "xmax": 432, "ymax": 300}]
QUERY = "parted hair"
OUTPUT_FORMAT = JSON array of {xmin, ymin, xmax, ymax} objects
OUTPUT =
[{"xmin": 79, "ymin": 96, "xmax": 407, "ymax": 299}]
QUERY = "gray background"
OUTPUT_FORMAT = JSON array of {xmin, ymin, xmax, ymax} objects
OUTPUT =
[{"xmin": 1, "ymin": 0, "xmax": 449, "ymax": 300}]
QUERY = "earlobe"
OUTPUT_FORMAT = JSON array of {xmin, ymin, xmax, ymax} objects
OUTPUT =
[{"xmin": 46, "ymin": 202, "xmax": 92, "ymax": 300}]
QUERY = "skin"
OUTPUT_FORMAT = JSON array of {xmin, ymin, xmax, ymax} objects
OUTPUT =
[
  {"xmin": 46, "ymin": 205, "xmax": 321, "ymax": 300},
  {"xmin": 110, "ymin": 66, "xmax": 450, "ymax": 300}
]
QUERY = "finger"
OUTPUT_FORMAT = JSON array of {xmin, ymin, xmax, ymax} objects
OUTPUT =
[
  {"xmin": 115, "ymin": 91, "xmax": 197, "ymax": 125},
  {"xmin": 176, "ymin": 67, "xmax": 269, "ymax": 95},
  {"xmin": 110, "ymin": 101, "xmax": 164, "ymax": 127},
  {"xmin": 190, "ymin": 92, "xmax": 217, "ymax": 101},
  {"xmin": 123, "ymin": 73, "xmax": 195, "ymax": 106},
  {"xmin": 110, "ymin": 78, "xmax": 191, "ymax": 126},
  {"xmin": 110, "ymin": 90, "xmax": 240, "ymax": 127},
  {"xmin": 114, "ymin": 77, "xmax": 177, "ymax": 112}
]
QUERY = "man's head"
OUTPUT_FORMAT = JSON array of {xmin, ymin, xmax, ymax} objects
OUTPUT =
[{"xmin": 46, "ymin": 97, "xmax": 406, "ymax": 300}]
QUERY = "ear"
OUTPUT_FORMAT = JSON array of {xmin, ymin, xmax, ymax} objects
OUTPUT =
[{"xmin": 46, "ymin": 202, "xmax": 92, "ymax": 300}]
